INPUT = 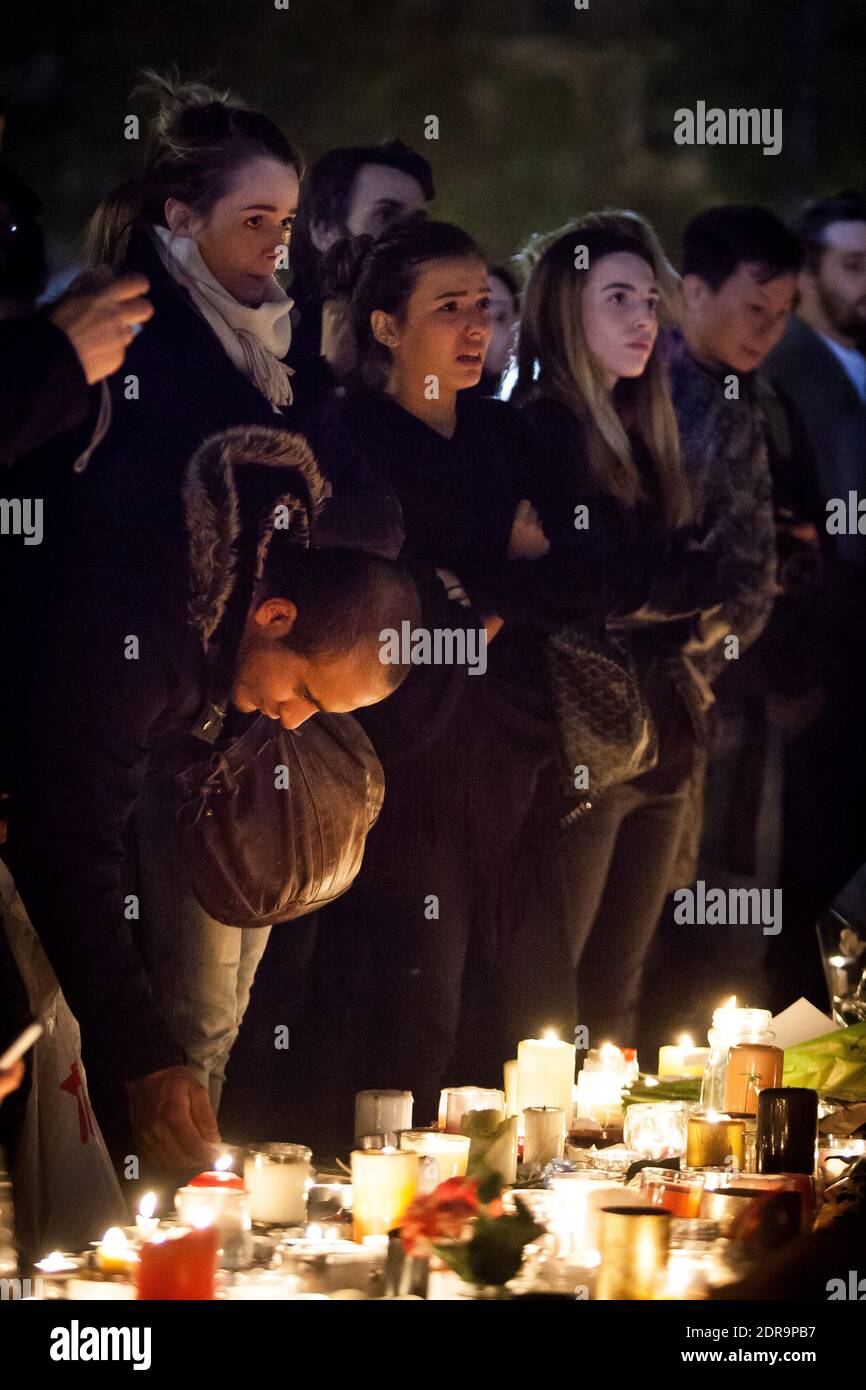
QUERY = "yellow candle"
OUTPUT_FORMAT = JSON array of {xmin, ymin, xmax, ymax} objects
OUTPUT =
[
  {"xmin": 96, "ymin": 1227, "xmax": 136, "ymax": 1275},
  {"xmin": 686, "ymin": 1112, "xmax": 746, "ymax": 1168},
  {"xmin": 517, "ymin": 1032, "xmax": 576, "ymax": 1121},
  {"xmin": 350, "ymin": 1149, "xmax": 419, "ymax": 1241},
  {"xmin": 398, "ymin": 1130, "xmax": 470, "ymax": 1179},
  {"xmin": 657, "ymin": 1034, "xmax": 711, "ymax": 1078}
]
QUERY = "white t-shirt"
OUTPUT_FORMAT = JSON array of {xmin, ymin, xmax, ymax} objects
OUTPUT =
[{"xmin": 819, "ymin": 331, "xmax": 866, "ymax": 401}]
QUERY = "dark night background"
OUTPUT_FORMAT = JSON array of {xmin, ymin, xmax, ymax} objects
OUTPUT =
[{"xmin": 2, "ymin": 0, "xmax": 866, "ymax": 280}]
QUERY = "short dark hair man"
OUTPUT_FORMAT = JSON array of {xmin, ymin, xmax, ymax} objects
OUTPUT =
[
  {"xmin": 4, "ymin": 427, "xmax": 419, "ymax": 1173},
  {"xmin": 288, "ymin": 141, "xmax": 434, "ymax": 401}
]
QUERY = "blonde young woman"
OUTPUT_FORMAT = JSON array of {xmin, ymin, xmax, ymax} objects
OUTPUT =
[{"xmin": 514, "ymin": 210, "xmax": 736, "ymax": 1048}]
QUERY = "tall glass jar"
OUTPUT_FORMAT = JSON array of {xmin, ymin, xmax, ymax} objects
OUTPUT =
[{"xmin": 700, "ymin": 1007, "xmax": 774, "ymax": 1113}]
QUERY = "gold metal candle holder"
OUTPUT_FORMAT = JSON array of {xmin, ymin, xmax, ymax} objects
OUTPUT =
[
  {"xmin": 686, "ymin": 1112, "xmax": 746, "ymax": 1169},
  {"xmin": 596, "ymin": 1205, "xmax": 671, "ymax": 1300}
]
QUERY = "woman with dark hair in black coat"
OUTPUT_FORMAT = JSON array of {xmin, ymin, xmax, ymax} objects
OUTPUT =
[{"xmin": 303, "ymin": 215, "xmax": 688, "ymax": 1131}]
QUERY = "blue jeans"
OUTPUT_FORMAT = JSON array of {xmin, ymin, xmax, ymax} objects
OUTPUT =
[{"xmin": 129, "ymin": 759, "xmax": 271, "ymax": 1115}]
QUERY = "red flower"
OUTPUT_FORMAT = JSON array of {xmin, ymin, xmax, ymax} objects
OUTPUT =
[{"xmin": 400, "ymin": 1177, "xmax": 481, "ymax": 1256}]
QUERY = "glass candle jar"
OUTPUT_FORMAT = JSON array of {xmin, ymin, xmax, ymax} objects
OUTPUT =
[
  {"xmin": 623, "ymin": 1101, "xmax": 689, "ymax": 1159},
  {"xmin": 701, "ymin": 1006, "xmax": 774, "ymax": 1113},
  {"xmin": 639, "ymin": 1166, "xmax": 706, "ymax": 1219},
  {"xmin": 244, "ymin": 1143, "xmax": 312, "ymax": 1227}
]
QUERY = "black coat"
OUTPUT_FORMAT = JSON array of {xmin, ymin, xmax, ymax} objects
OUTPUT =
[
  {"xmin": 0, "ymin": 316, "xmax": 89, "ymax": 466},
  {"xmin": 1, "ymin": 226, "xmax": 319, "ymax": 1083}
]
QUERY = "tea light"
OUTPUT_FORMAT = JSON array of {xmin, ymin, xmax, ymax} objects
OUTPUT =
[
  {"xmin": 658, "ymin": 1034, "xmax": 711, "ymax": 1079},
  {"xmin": 350, "ymin": 1148, "xmax": 418, "ymax": 1241},
  {"xmin": 441, "ymin": 1086, "xmax": 505, "ymax": 1135},
  {"xmin": 136, "ymin": 1192, "xmax": 160, "ymax": 1240},
  {"xmin": 96, "ymin": 1227, "xmax": 136, "ymax": 1275},
  {"xmin": 522, "ymin": 1106, "xmax": 566, "ymax": 1167},
  {"xmin": 517, "ymin": 1032, "xmax": 576, "ymax": 1120},
  {"xmin": 398, "ymin": 1129, "xmax": 470, "ymax": 1180},
  {"xmin": 136, "ymin": 1224, "xmax": 219, "ymax": 1300},
  {"xmin": 34, "ymin": 1251, "xmax": 83, "ymax": 1297},
  {"xmin": 354, "ymin": 1090, "xmax": 413, "ymax": 1144},
  {"xmin": 244, "ymin": 1143, "xmax": 312, "ymax": 1226},
  {"xmin": 686, "ymin": 1112, "xmax": 747, "ymax": 1168},
  {"xmin": 623, "ymin": 1101, "xmax": 689, "ymax": 1159}
]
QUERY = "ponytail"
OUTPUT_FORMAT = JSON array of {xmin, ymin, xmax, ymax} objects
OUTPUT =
[{"xmin": 85, "ymin": 70, "xmax": 302, "ymax": 269}]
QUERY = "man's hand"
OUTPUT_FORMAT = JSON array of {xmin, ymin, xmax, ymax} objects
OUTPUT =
[
  {"xmin": 49, "ymin": 273, "xmax": 153, "ymax": 385},
  {"xmin": 126, "ymin": 1065, "xmax": 220, "ymax": 1171},
  {"xmin": 0, "ymin": 1060, "xmax": 24, "ymax": 1104}
]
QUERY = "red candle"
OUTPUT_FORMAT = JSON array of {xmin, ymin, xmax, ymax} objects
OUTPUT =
[
  {"xmin": 188, "ymin": 1169, "xmax": 246, "ymax": 1190},
  {"xmin": 136, "ymin": 1226, "xmax": 219, "ymax": 1300}
]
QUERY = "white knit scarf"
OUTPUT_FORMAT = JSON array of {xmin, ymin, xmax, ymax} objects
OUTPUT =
[{"xmin": 151, "ymin": 225, "xmax": 294, "ymax": 410}]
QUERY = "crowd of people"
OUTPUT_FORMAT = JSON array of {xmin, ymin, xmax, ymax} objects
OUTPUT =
[{"xmin": 1, "ymin": 73, "xmax": 864, "ymax": 1191}]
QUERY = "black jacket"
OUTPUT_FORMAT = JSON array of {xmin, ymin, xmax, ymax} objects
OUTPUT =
[
  {"xmin": 0, "ymin": 315, "xmax": 89, "ymax": 466},
  {"xmin": 3, "ymin": 427, "xmax": 323, "ymax": 1083}
]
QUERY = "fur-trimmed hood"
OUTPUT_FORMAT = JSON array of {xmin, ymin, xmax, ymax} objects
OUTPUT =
[{"xmin": 183, "ymin": 424, "xmax": 327, "ymax": 645}]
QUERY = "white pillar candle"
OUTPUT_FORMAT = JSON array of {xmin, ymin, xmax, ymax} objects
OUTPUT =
[
  {"xmin": 398, "ymin": 1130, "xmax": 470, "ymax": 1180},
  {"xmin": 517, "ymin": 1033, "xmax": 576, "ymax": 1121},
  {"xmin": 503, "ymin": 1060, "xmax": 519, "ymax": 1116},
  {"xmin": 354, "ymin": 1090, "xmax": 413, "ymax": 1144},
  {"xmin": 441, "ymin": 1086, "xmax": 505, "ymax": 1135},
  {"xmin": 243, "ymin": 1144, "xmax": 312, "ymax": 1226},
  {"xmin": 522, "ymin": 1106, "xmax": 566, "ymax": 1167}
]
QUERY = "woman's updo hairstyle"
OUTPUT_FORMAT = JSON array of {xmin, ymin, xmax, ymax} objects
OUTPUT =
[
  {"xmin": 86, "ymin": 70, "xmax": 303, "ymax": 269},
  {"xmin": 319, "ymin": 213, "xmax": 485, "ymax": 388}
]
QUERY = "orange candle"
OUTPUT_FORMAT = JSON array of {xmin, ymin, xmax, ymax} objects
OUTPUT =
[
  {"xmin": 724, "ymin": 1044, "xmax": 784, "ymax": 1116},
  {"xmin": 136, "ymin": 1226, "xmax": 219, "ymax": 1301}
]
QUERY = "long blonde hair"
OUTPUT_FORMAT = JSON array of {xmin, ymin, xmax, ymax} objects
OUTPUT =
[{"xmin": 515, "ymin": 210, "xmax": 692, "ymax": 529}]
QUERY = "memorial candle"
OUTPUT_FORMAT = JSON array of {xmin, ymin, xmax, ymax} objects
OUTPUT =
[
  {"xmin": 136, "ymin": 1225, "xmax": 219, "ymax": 1300},
  {"xmin": 658, "ymin": 1034, "xmax": 711, "ymax": 1079},
  {"xmin": 244, "ymin": 1143, "xmax": 312, "ymax": 1226},
  {"xmin": 522, "ymin": 1106, "xmax": 565, "ymax": 1168},
  {"xmin": 517, "ymin": 1031, "xmax": 576, "ymax": 1119},
  {"xmin": 398, "ymin": 1130, "xmax": 470, "ymax": 1180},
  {"xmin": 354, "ymin": 1090, "xmax": 413, "ymax": 1144},
  {"xmin": 350, "ymin": 1148, "xmax": 418, "ymax": 1241},
  {"xmin": 686, "ymin": 1111, "xmax": 747, "ymax": 1168},
  {"xmin": 724, "ymin": 1042, "xmax": 784, "ymax": 1115},
  {"xmin": 441, "ymin": 1086, "xmax": 505, "ymax": 1135}
]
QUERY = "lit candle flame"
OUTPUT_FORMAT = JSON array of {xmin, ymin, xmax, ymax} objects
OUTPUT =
[
  {"xmin": 214, "ymin": 1151, "xmax": 233, "ymax": 1172},
  {"xmin": 138, "ymin": 1191, "xmax": 157, "ymax": 1220},
  {"xmin": 676, "ymin": 1033, "xmax": 694, "ymax": 1049},
  {"xmin": 542, "ymin": 1028, "xmax": 559, "ymax": 1043},
  {"xmin": 99, "ymin": 1227, "xmax": 129, "ymax": 1257},
  {"xmin": 36, "ymin": 1251, "xmax": 76, "ymax": 1273}
]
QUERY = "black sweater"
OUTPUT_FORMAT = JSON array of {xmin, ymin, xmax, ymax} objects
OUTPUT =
[{"xmin": 306, "ymin": 387, "xmax": 658, "ymax": 767}]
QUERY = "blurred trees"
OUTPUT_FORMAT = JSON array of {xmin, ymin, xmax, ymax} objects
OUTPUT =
[{"xmin": 1, "ymin": 0, "xmax": 864, "ymax": 274}]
